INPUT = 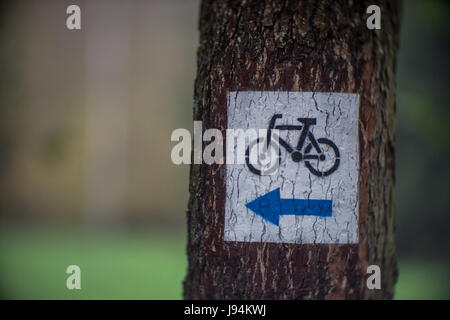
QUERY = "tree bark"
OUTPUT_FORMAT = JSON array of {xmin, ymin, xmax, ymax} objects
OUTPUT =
[{"xmin": 184, "ymin": 0, "xmax": 400, "ymax": 299}]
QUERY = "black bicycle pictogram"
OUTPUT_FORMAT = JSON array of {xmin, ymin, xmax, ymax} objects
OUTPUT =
[{"xmin": 245, "ymin": 114, "xmax": 340, "ymax": 176}]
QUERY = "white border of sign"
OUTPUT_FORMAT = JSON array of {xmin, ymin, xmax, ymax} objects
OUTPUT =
[{"xmin": 225, "ymin": 91, "xmax": 360, "ymax": 244}]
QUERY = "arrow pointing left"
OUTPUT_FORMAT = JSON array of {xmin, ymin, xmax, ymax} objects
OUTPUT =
[{"xmin": 245, "ymin": 188, "xmax": 332, "ymax": 226}]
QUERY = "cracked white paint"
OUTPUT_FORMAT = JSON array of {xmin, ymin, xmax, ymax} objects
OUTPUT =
[{"xmin": 225, "ymin": 91, "xmax": 359, "ymax": 244}]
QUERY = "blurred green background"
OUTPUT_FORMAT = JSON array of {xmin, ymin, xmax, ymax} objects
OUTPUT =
[{"xmin": 0, "ymin": 0, "xmax": 449, "ymax": 299}]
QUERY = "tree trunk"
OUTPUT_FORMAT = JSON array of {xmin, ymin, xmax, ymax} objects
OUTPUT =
[{"xmin": 184, "ymin": 0, "xmax": 400, "ymax": 299}]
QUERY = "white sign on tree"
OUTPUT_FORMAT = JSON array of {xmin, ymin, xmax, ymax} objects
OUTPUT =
[{"xmin": 225, "ymin": 91, "xmax": 360, "ymax": 244}]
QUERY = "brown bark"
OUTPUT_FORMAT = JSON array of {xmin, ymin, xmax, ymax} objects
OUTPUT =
[{"xmin": 184, "ymin": 0, "xmax": 400, "ymax": 299}]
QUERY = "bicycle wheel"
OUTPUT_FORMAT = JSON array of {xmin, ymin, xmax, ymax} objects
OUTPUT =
[
  {"xmin": 304, "ymin": 138, "xmax": 340, "ymax": 177},
  {"xmin": 245, "ymin": 138, "xmax": 281, "ymax": 176}
]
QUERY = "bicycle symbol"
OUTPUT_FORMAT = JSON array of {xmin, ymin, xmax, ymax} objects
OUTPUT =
[{"xmin": 245, "ymin": 114, "xmax": 340, "ymax": 176}]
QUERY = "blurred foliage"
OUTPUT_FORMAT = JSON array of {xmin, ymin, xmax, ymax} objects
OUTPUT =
[{"xmin": 395, "ymin": 0, "xmax": 450, "ymax": 261}]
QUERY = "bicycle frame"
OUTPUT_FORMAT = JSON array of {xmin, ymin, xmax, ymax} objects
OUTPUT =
[{"xmin": 266, "ymin": 114, "xmax": 323, "ymax": 157}]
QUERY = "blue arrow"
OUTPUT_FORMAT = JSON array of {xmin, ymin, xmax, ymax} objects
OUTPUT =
[{"xmin": 245, "ymin": 188, "xmax": 332, "ymax": 226}]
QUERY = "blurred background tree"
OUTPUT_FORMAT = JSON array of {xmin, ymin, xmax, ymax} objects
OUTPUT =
[{"xmin": 0, "ymin": 0, "xmax": 449, "ymax": 299}]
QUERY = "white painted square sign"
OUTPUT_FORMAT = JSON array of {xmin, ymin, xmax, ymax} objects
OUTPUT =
[{"xmin": 225, "ymin": 91, "xmax": 360, "ymax": 244}]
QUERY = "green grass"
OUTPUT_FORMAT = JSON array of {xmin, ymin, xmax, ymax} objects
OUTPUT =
[
  {"xmin": 395, "ymin": 258, "xmax": 450, "ymax": 299},
  {"xmin": 0, "ymin": 225, "xmax": 187, "ymax": 299},
  {"xmin": 1, "ymin": 224, "xmax": 448, "ymax": 299}
]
